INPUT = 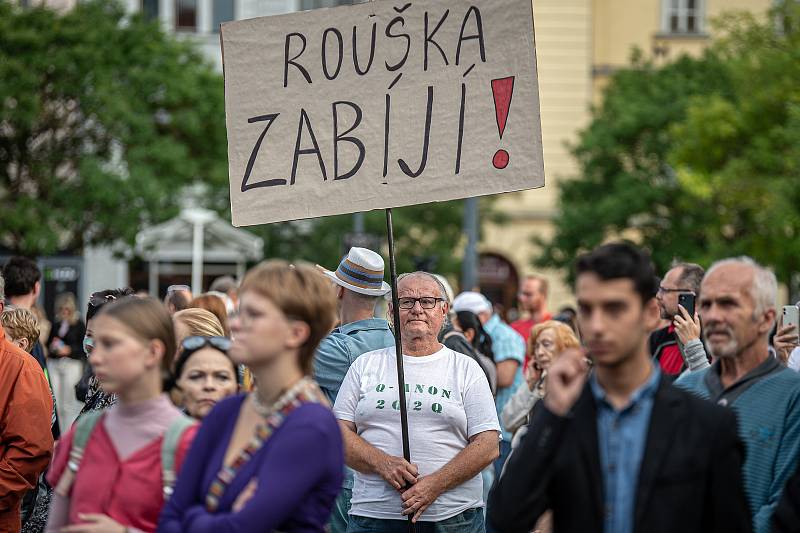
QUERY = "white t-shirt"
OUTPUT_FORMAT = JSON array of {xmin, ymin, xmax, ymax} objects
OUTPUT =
[{"xmin": 333, "ymin": 345, "xmax": 500, "ymax": 522}]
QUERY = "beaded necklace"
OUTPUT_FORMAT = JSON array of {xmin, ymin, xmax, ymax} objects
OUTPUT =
[{"xmin": 204, "ymin": 377, "xmax": 327, "ymax": 512}]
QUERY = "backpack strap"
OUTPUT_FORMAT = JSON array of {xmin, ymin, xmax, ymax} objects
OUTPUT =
[
  {"xmin": 67, "ymin": 411, "xmax": 104, "ymax": 473},
  {"xmin": 161, "ymin": 414, "xmax": 196, "ymax": 498},
  {"xmin": 54, "ymin": 411, "xmax": 104, "ymax": 497}
]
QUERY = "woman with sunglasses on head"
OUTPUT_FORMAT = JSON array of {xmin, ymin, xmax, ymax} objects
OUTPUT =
[
  {"xmin": 172, "ymin": 336, "xmax": 238, "ymax": 419},
  {"xmin": 172, "ymin": 308, "xmax": 225, "ymax": 348},
  {"xmin": 159, "ymin": 261, "xmax": 343, "ymax": 533},
  {"xmin": 170, "ymin": 309, "xmax": 227, "ymax": 406},
  {"xmin": 46, "ymin": 298, "xmax": 197, "ymax": 533}
]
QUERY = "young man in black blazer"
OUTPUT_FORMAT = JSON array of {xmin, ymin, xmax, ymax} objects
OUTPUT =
[{"xmin": 488, "ymin": 242, "xmax": 751, "ymax": 533}]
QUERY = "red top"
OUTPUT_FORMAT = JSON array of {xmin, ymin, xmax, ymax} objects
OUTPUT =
[
  {"xmin": 47, "ymin": 417, "xmax": 197, "ymax": 532},
  {"xmin": 511, "ymin": 314, "xmax": 553, "ymax": 368},
  {"xmin": 658, "ymin": 325, "xmax": 684, "ymax": 375}
]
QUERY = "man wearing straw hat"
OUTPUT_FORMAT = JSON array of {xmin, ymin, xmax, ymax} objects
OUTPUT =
[{"xmin": 315, "ymin": 247, "xmax": 396, "ymax": 533}]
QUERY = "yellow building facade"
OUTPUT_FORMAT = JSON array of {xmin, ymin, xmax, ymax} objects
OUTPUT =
[{"xmin": 481, "ymin": 0, "xmax": 772, "ymax": 314}]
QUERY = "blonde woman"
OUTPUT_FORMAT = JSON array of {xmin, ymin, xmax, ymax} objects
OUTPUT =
[
  {"xmin": 173, "ymin": 308, "xmax": 224, "ymax": 347},
  {"xmin": 170, "ymin": 309, "xmax": 226, "ymax": 407},
  {"xmin": 173, "ymin": 308, "xmax": 254, "ymax": 391},
  {"xmin": 501, "ymin": 320, "xmax": 581, "ymax": 446},
  {"xmin": 47, "ymin": 292, "xmax": 86, "ymax": 431}
]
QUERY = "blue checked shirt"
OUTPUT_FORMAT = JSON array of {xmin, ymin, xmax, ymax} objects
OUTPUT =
[
  {"xmin": 483, "ymin": 314, "xmax": 526, "ymax": 441},
  {"xmin": 590, "ymin": 364, "xmax": 661, "ymax": 533}
]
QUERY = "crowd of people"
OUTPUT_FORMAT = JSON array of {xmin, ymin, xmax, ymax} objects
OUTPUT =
[{"xmin": 2, "ymin": 242, "xmax": 800, "ymax": 533}]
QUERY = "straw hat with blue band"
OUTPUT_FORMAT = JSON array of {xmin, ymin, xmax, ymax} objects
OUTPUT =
[{"xmin": 321, "ymin": 247, "xmax": 391, "ymax": 297}]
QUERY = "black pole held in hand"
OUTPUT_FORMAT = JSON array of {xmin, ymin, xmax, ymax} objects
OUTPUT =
[{"xmin": 385, "ymin": 208, "xmax": 415, "ymax": 532}]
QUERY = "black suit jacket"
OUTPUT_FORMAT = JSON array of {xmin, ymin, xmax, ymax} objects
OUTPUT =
[{"xmin": 488, "ymin": 375, "xmax": 752, "ymax": 533}]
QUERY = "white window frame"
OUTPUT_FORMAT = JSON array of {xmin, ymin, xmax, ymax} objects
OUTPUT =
[{"xmin": 661, "ymin": 0, "xmax": 705, "ymax": 34}]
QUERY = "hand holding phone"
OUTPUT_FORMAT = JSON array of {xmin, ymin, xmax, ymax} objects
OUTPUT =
[
  {"xmin": 678, "ymin": 293, "xmax": 696, "ymax": 319},
  {"xmin": 783, "ymin": 305, "xmax": 800, "ymax": 335},
  {"xmin": 675, "ymin": 293, "xmax": 700, "ymax": 344},
  {"xmin": 776, "ymin": 306, "xmax": 800, "ymax": 364}
]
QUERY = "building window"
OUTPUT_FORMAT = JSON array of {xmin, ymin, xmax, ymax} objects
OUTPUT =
[
  {"xmin": 662, "ymin": 0, "xmax": 703, "ymax": 34},
  {"xmin": 142, "ymin": 0, "xmax": 159, "ymax": 21},
  {"xmin": 175, "ymin": 0, "xmax": 197, "ymax": 31},
  {"xmin": 301, "ymin": 0, "xmax": 353, "ymax": 10},
  {"xmin": 212, "ymin": 0, "xmax": 235, "ymax": 33}
]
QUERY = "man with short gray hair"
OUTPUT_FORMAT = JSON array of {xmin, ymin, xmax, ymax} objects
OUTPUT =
[
  {"xmin": 676, "ymin": 257, "xmax": 800, "ymax": 533},
  {"xmin": 334, "ymin": 271, "xmax": 500, "ymax": 529},
  {"xmin": 209, "ymin": 275, "xmax": 239, "ymax": 311},
  {"xmin": 651, "ymin": 262, "xmax": 709, "ymax": 376}
]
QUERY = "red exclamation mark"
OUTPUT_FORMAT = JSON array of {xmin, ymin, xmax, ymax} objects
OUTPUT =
[{"xmin": 491, "ymin": 76, "xmax": 515, "ymax": 169}]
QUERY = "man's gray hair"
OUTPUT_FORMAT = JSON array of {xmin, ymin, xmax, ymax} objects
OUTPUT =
[
  {"xmin": 396, "ymin": 271, "xmax": 450, "ymax": 302},
  {"xmin": 0, "ymin": 272, "xmax": 4, "ymax": 301},
  {"xmin": 209, "ymin": 275, "xmax": 238, "ymax": 293},
  {"xmin": 706, "ymin": 256, "xmax": 777, "ymax": 318},
  {"xmin": 670, "ymin": 262, "xmax": 705, "ymax": 295}
]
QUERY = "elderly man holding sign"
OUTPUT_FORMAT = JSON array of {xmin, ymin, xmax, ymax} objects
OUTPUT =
[{"xmin": 333, "ymin": 272, "xmax": 499, "ymax": 532}]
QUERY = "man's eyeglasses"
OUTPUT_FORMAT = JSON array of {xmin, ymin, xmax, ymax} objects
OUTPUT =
[
  {"xmin": 397, "ymin": 297, "xmax": 445, "ymax": 310},
  {"xmin": 180, "ymin": 335, "xmax": 232, "ymax": 355},
  {"xmin": 657, "ymin": 286, "xmax": 692, "ymax": 294},
  {"xmin": 167, "ymin": 284, "xmax": 191, "ymax": 294}
]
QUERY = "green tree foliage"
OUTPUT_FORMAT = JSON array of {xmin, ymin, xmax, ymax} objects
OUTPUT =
[
  {"xmin": 255, "ymin": 198, "xmax": 498, "ymax": 278},
  {"xmin": 669, "ymin": 6, "xmax": 800, "ymax": 281},
  {"xmin": 0, "ymin": 1, "xmax": 228, "ymax": 255},
  {"xmin": 536, "ymin": 4, "xmax": 800, "ymax": 283},
  {"xmin": 1, "ymin": 1, "xmax": 491, "ymax": 278}
]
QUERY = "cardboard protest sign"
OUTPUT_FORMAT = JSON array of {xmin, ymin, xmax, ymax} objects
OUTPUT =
[{"xmin": 221, "ymin": 0, "xmax": 544, "ymax": 227}]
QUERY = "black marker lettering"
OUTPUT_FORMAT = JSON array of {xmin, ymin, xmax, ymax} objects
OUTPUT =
[
  {"xmin": 455, "ymin": 83, "xmax": 465, "ymax": 174},
  {"xmin": 284, "ymin": 33, "xmax": 312, "ymax": 88},
  {"xmin": 322, "ymin": 28, "xmax": 344, "ymax": 80},
  {"xmin": 385, "ymin": 16, "xmax": 410, "ymax": 72},
  {"xmin": 456, "ymin": 6, "xmax": 486, "ymax": 65},
  {"xmin": 241, "ymin": 114, "xmax": 285, "ymax": 191},
  {"xmin": 383, "ymin": 93, "xmax": 391, "ymax": 177},
  {"xmin": 424, "ymin": 10, "xmax": 450, "ymax": 71},
  {"xmin": 291, "ymin": 109, "xmax": 327, "ymax": 184},
  {"xmin": 398, "ymin": 85, "xmax": 433, "ymax": 178},
  {"xmin": 352, "ymin": 23, "xmax": 377, "ymax": 76},
  {"xmin": 332, "ymin": 101, "xmax": 365, "ymax": 180}
]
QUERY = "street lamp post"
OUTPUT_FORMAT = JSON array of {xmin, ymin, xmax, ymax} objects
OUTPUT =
[{"xmin": 462, "ymin": 197, "xmax": 479, "ymax": 291}]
